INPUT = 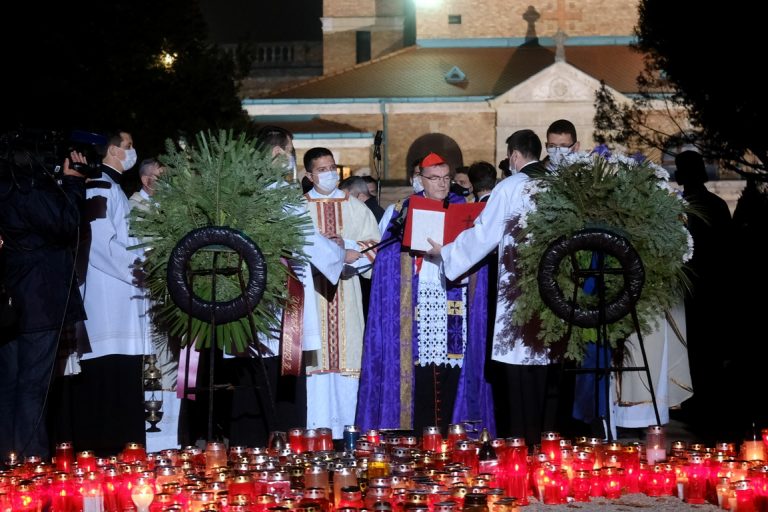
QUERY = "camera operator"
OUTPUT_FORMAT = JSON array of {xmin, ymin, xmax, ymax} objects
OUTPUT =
[{"xmin": 0, "ymin": 148, "xmax": 87, "ymax": 460}]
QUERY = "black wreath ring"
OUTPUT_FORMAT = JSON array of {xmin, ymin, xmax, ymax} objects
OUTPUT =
[
  {"xmin": 167, "ymin": 226, "xmax": 267, "ymax": 324},
  {"xmin": 537, "ymin": 228, "xmax": 644, "ymax": 328}
]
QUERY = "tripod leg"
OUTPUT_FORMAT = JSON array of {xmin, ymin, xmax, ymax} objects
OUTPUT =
[{"xmin": 630, "ymin": 308, "xmax": 662, "ymax": 426}]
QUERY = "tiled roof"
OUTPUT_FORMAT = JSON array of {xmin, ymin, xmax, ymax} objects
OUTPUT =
[
  {"xmin": 258, "ymin": 43, "xmax": 646, "ymax": 100},
  {"xmin": 565, "ymin": 45, "xmax": 646, "ymax": 94},
  {"xmin": 254, "ymin": 118, "xmax": 363, "ymax": 135}
]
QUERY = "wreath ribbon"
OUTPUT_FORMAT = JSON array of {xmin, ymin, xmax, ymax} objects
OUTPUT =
[{"xmin": 280, "ymin": 259, "xmax": 304, "ymax": 376}]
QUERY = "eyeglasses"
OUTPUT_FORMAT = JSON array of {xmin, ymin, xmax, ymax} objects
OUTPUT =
[
  {"xmin": 311, "ymin": 165, "xmax": 338, "ymax": 174},
  {"xmin": 545, "ymin": 141, "xmax": 577, "ymax": 150},
  {"xmin": 419, "ymin": 174, "xmax": 452, "ymax": 184}
]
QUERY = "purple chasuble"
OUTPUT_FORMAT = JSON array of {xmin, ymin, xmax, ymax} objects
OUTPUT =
[{"xmin": 355, "ymin": 193, "xmax": 495, "ymax": 434}]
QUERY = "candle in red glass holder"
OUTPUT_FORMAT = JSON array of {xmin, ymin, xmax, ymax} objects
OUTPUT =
[
  {"xmin": 77, "ymin": 450, "xmax": 96, "ymax": 472},
  {"xmin": 644, "ymin": 465, "xmax": 664, "ymax": 497},
  {"xmin": 589, "ymin": 468, "xmax": 604, "ymax": 498},
  {"xmin": 684, "ymin": 454, "xmax": 708, "ymax": 504},
  {"xmin": 228, "ymin": 474, "xmax": 254, "ymax": 500},
  {"xmin": 423, "ymin": 426, "xmax": 443, "ymax": 453},
  {"xmin": 750, "ymin": 465, "xmax": 768, "ymax": 511},
  {"xmin": 571, "ymin": 470, "xmax": 591, "ymax": 502},
  {"xmin": 288, "ymin": 428, "xmax": 305, "ymax": 454},
  {"xmin": 447, "ymin": 424, "xmax": 467, "ymax": 448},
  {"xmin": 452, "ymin": 441, "xmax": 478, "ymax": 474},
  {"xmin": 661, "ymin": 463, "xmax": 676, "ymax": 496},
  {"xmin": 304, "ymin": 428, "xmax": 318, "ymax": 453},
  {"xmin": 51, "ymin": 472, "xmax": 76, "ymax": 512},
  {"xmin": 540, "ymin": 432, "xmax": 561, "ymax": 465},
  {"xmin": 267, "ymin": 471, "xmax": 292, "ymax": 501},
  {"xmin": 123, "ymin": 442, "xmax": 147, "ymax": 464},
  {"xmin": 55, "ymin": 442, "xmax": 74, "ymax": 473},
  {"xmin": 541, "ymin": 467, "xmax": 563, "ymax": 504},
  {"xmin": 316, "ymin": 428, "xmax": 334, "ymax": 452},
  {"xmin": 622, "ymin": 446, "xmax": 641, "ymax": 493},
  {"xmin": 366, "ymin": 429, "xmax": 381, "ymax": 446},
  {"xmin": 734, "ymin": 480, "xmax": 756, "ymax": 512},
  {"xmin": 572, "ymin": 450, "xmax": 594, "ymax": 473},
  {"xmin": 502, "ymin": 438, "xmax": 528, "ymax": 506},
  {"xmin": 602, "ymin": 467, "xmax": 622, "ymax": 499},
  {"xmin": 12, "ymin": 482, "xmax": 40, "ymax": 512}
]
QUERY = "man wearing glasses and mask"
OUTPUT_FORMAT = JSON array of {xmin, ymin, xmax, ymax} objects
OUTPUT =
[{"xmin": 545, "ymin": 119, "xmax": 580, "ymax": 170}]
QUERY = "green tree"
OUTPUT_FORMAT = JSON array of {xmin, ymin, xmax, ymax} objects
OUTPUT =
[{"xmin": 594, "ymin": 0, "xmax": 766, "ymax": 177}]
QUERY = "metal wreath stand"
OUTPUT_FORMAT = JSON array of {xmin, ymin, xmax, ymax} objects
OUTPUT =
[
  {"xmin": 167, "ymin": 226, "xmax": 273, "ymax": 441},
  {"xmin": 537, "ymin": 228, "xmax": 661, "ymax": 440}
]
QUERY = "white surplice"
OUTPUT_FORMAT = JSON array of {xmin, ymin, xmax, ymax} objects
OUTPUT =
[
  {"xmin": 303, "ymin": 188, "xmax": 381, "ymax": 437},
  {"xmin": 442, "ymin": 168, "xmax": 550, "ymax": 365},
  {"xmin": 612, "ymin": 303, "xmax": 693, "ymax": 428},
  {"xmin": 81, "ymin": 170, "xmax": 151, "ymax": 359}
]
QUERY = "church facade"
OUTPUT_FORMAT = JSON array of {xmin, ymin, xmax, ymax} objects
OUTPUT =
[{"xmin": 243, "ymin": 0, "xmax": 650, "ymax": 182}]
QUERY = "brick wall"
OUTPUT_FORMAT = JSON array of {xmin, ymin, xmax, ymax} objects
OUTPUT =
[
  {"xmin": 323, "ymin": 32, "xmax": 358, "ymax": 74},
  {"xmin": 324, "ymin": 0, "xmax": 376, "ymax": 17},
  {"xmin": 416, "ymin": 0, "xmax": 638, "ymax": 40}
]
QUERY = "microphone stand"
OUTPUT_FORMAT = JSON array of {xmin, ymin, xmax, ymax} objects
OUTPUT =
[
  {"xmin": 360, "ymin": 205, "xmax": 407, "ymax": 255},
  {"xmin": 372, "ymin": 130, "xmax": 383, "ymax": 204}
]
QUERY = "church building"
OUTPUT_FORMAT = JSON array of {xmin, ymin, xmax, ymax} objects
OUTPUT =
[{"xmin": 243, "ymin": 0, "xmax": 646, "ymax": 183}]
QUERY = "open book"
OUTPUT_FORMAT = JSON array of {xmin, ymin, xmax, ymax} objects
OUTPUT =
[{"xmin": 402, "ymin": 195, "xmax": 485, "ymax": 252}]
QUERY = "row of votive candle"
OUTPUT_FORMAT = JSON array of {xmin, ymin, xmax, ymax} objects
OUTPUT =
[{"xmin": 1, "ymin": 425, "xmax": 768, "ymax": 511}]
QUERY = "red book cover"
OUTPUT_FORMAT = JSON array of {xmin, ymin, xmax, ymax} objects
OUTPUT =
[{"xmin": 403, "ymin": 195, "xmax": 485, "ymax": 251}]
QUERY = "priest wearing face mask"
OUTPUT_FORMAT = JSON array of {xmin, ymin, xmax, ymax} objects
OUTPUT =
[
  {"xmin": 356, "ymin": 152, "xmax": 495, "ymax": 436},
  {"xmin": 68, "ymin": 129, "xmax": 152, "ymax": 455},
  {"xmin": 545, "ymin": 119, "xmax": 580, "ymax": 170},
  {"xmin": 302, "ymin": 147, "xmax": 381, "ymax": 438}
]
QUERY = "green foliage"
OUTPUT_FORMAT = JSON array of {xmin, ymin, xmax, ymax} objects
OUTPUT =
[
  {"xmin": 130, "ymin": 130, "xmax": 312, "ymax": 352},
  {"xmin": 512, "ymin": 152, "xmax": 691, "ymax": 362}
]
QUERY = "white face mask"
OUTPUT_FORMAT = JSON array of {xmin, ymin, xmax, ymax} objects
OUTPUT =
[
  {"xmin": 120, "ymin": 147, "xmax": 138, "ymax": 171},
  {"xmin": 546, "ymin": 146, "xmax": 570, "ymax": 169},
  {"xmin": 315, "ymin": 170, "xmax": 339, "ymax": 193},
  {"xmin": 412, "ymin": 175, "xmax": 424, "ymax": 194},
  {"xmin": 284, "ymin": 154, "xmax": 297, "ymax": 174}
]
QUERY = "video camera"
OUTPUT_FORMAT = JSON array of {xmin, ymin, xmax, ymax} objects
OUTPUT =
[{"xmin": 0, "ymin": 128, "xmax": 106, "ymax": 179}]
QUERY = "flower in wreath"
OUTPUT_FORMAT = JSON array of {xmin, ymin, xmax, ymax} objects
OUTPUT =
[
  {"xmin": 129, "ymin": 130, "xmax": 311, "ymax": 354},
  {"xmin": 509, "ymin": 149, "xmax": 692, "ymax": 362}
]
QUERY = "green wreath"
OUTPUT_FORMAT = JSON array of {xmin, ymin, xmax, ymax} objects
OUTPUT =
[
  {"xmin": 129, "ymin": 130, "xmax": 311, "ymax": 353},
  {"xmin": 511, "ymin": 151, "xmax": 692, "ymax": 362}
]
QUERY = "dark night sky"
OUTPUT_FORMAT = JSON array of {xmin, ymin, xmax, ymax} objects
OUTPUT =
[{"xmin": 199, "ymin": 0, "xmax": 323, "ymax": 43}]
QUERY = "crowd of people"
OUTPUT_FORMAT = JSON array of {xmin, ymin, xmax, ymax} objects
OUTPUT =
[{"xmin": 0, "ymin": 118, "xmax": 761, "ymax": 461}]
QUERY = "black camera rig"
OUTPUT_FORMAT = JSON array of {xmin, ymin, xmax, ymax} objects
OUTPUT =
[{"xmin": 0, "ymin": 128, "xmax": 106, "ymax": 179}]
